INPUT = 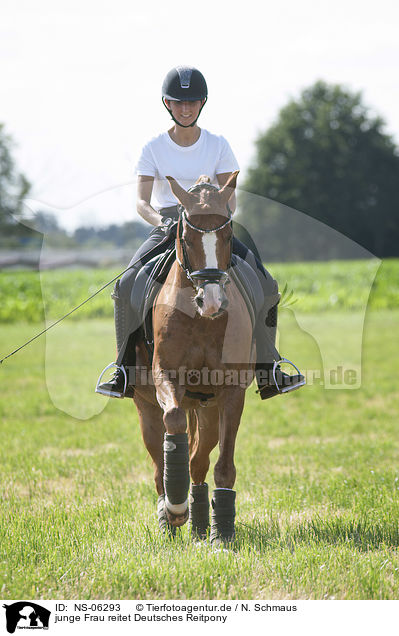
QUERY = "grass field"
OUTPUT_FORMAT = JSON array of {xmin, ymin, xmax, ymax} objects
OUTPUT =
[
  {"xmin": 1, "ymin": 260, "xmax": 399, "ymax": 599},
  {"xmin": 1, "ymin": 258, "xmax": 398, "ymax": 323}
]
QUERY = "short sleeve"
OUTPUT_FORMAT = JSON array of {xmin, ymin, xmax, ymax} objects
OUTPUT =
[
  {"xmin": 135, "ymin": 142, "xmax": 156, "ymax": 177},
  {"xmin": 216, "ymin": 136, "xmax": 240, "ymax": 175}
]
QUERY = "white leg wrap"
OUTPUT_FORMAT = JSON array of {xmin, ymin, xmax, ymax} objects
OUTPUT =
[{"xmin": 165, "ymin": 497, "xmax": 188, "ymax": 515}]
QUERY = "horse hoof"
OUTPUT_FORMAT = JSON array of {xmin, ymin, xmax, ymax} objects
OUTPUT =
[
  {"xmin": 165, "ymin": 506, "xmax": 189, "ymax": 527},
  {"xmin": 210, "ymin": 534, "xmax": 235, "ymax": 549},
  {"xmin": 211, "ymin": 543, "xmax": 231, "ymax": 554},
  {"xmin": 192, "ymin": 529, "xmax": 208, "ymax": 541}
]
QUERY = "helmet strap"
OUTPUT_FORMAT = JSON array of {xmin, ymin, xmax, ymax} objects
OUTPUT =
[{"xmin": 162, "ymin": 98, "xmax": 207, "ymax": 128}]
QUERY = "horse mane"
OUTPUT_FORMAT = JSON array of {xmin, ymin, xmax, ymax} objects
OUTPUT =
[
  {"xmin": 194, "ymin": 175, "xmax": 212, "ymax": 185},
  {"xmin": 191, "ymin": 175, "xmax": 220, "ymax": 205}
]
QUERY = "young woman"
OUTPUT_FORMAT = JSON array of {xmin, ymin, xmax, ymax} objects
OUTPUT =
[{"xmin": 96, "ymin": 66, "xmax": 305, "ymax": 399}]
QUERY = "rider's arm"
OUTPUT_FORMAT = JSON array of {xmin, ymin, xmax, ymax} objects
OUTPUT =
[
  {"xmin": 217, "ymin": 172, "xmax": 236, "ymax": 213},
  {"xmin": 136, "ymin": 175, "xmax": 164, "ymax": 227}
]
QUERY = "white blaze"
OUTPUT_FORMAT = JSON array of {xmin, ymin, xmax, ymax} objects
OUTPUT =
[
  {"xmin": 202, "ymin": 233, "xmax": 218, "ymax": 268},
  {"xmin": 199, "ymin": 233, "xmax": 222, "ymax": 316}
]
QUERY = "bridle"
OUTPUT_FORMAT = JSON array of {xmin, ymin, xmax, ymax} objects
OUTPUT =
[{"xmin": 175, "ymin": 184, "xmax": 232, "ymax": 292}]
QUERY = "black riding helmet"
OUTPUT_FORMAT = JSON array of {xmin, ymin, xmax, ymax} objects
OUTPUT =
[{"xmin": 162, "ymin": 66, "xmax": 208, "ymax": 128}]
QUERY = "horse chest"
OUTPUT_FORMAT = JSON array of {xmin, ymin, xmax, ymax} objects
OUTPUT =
[{"xmin": 183, "ymin": 329, "xmax": 226, "ymax": 369}]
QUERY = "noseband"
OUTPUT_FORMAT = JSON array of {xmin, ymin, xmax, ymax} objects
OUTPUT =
[{"xmin": 176, "ymin": 185, "xmax": 232, "ymax": 290}]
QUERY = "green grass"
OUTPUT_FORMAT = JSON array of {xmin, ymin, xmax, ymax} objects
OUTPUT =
[
  {"xmin": 1, "ymin": 303, "xmax": 399, "ymax": 599},
  {"xmin": 0, "ymin": 258, "xmax": 398, "ymax": 323}
]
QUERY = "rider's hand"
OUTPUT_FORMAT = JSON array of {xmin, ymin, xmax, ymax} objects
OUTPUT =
[{"xmin": 161, "ymin": 217, "xmax": 176, "ymax": 237}]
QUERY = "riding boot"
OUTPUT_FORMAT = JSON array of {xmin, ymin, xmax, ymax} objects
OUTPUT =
[
  {"xmin": 255, "ymin": 300, "xmax": 305, "ymax": 400},
  {"xmin": 232, "ymin": 239, "xmax": 305, "ymax": 398},
  {"xmin": 95, "ymin": 280, "xmax": 138, "ymax": 398}
]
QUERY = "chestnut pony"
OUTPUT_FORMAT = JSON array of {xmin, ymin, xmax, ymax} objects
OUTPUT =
[{"xmin": 132, "ymin": 171, "xmax": 255, "ymax": 544}]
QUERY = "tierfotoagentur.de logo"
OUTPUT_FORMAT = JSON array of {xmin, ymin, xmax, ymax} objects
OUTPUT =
[{"xmin": 2, "ymin": 602, "xmax": 51, "ymax": 633}]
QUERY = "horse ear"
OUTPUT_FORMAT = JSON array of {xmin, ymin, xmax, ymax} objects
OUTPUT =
[
  {"xmin": 218, "ymin": 170, "xmax": 239, "ymax": 208},
  {"xmin": 165, "ymin": 176, "xmax": 194, "ymax": 210}
]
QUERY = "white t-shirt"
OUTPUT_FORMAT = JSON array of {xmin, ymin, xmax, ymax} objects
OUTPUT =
[{"xmin": 135, "ymin": 128, "xmax": 239, "ymax": 210}]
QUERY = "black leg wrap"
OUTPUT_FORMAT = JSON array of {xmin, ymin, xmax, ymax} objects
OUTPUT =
[
  {"xmin": 157, "ymin": 494, "xmax": 176, "ymax": 537},
  {"xmin": 210, "ymin": 489, "xmax": 236, "ymax": 546},
  {"xmin": 189, "ymin": 483, "xmax": 210, "ymax": 540},
  {"xmin": 163, "ymin": 433, "xmax": 190, "ymax": 527}
]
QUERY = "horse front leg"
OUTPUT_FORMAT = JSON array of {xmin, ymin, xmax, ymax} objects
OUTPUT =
[
  {"xmin": 154, "ymin": 367, "xmax": 190, "ymax": 528},
  {"xmin": 211, "ymin": 388, "xmax": 246, "ymax": 546},
  {"xmin": 188, "ymin": 406, "xmax": 219, "ymax": 540},
  {"xmin": 133, "ymin": 393, "xmax": 164, "ymax": 495}
]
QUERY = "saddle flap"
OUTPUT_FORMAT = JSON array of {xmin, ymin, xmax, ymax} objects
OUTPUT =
[
  {"xmin": 229, "ymin": 254, "xmax": 264, "ymax": 328},
  {"xmin": 131, "ymin": 247, "xmax": 177, "ymax": 350}
]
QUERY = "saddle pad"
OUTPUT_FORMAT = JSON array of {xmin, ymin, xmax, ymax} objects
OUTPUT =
[{"xmin": 131, "ymin": 246, "xmax": 176, "ymax": 326}]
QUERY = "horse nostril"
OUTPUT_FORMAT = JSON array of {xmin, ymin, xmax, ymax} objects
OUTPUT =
[{"xmin": 195, "ymin": 294, "xmax": 204, "ymax": 307}]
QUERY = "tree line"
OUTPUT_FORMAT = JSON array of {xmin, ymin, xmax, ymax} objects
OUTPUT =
[
  {"xmin": 1, "ymin": 81, "xmax": 399, "ymax": 260},
  {"xmin": 238, "ymin": 81, "xmax": 399, "ymax": 260}
]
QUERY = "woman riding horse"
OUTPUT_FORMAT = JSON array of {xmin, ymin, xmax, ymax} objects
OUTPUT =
[
  {"xmin": 137, "ymin": 171, "xmax": 255, "ymax": 543},
  {"xmin": 95, "ymin": 65, "xmax": 305, "ymax": 400}
]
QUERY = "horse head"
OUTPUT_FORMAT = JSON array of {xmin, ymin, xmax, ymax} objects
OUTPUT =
[{"xmin": 166, "ymin": 171, "xmax": 239, "ymax": 318}]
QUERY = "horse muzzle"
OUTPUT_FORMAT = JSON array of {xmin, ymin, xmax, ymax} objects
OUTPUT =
[
  {"xmin": 191, "ymin": 269, "xmax": 229, "ymax": 317},
  {"xmin": 194, "ymin": 282, "xmax": 229, "ymax": 319}
]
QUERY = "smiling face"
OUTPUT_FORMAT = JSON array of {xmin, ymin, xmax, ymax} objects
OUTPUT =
[{"xmin": 165, "ymin": 99, "xmax": 204, "ymax": 127}]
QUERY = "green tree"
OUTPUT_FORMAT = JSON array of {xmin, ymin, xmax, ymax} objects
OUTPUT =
[
  {"xmin": 241, "ymin": 81, "xmax": 399, "ymax": 259},
  {"xmin": 0, "ymin": 123, "xmax": 32, "ymax": 246}
]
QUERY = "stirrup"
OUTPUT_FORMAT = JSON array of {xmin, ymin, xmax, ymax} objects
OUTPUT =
[
  {"xmin": 95, "ymin": 362, "xmax": 127, "ymax": 396},
  {"xmin": 273, "ymin": 358, "xmax": 306, "ymax": 393}
]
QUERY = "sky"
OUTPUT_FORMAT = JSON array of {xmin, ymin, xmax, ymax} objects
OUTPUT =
[{"xmin": 2, "ymin": 0, "xmax": 399, "ymax": 232}]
